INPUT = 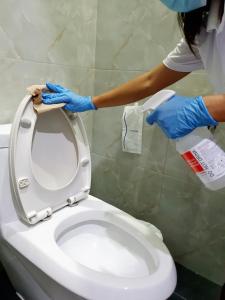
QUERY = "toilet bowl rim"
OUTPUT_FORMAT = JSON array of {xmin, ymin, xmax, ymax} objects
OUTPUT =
[
  {"xmin": 54, "ymin": 209, "xmax": 159, "ymax": 255},
  {"xmin": 1, "ymin": 196, "xmax": 175, "ymax": 289},
  {"xmin": 2, "ymin": 223, "xmax": 176, "ymax": 298}
]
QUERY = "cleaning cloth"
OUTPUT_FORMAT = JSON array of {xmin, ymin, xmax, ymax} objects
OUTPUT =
[{"xmin": 27, "ymin": 85, "xmax": 64, "ymax": 114}]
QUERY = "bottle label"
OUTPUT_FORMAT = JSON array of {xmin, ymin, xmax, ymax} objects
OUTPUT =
[{"xmin": 181, "ymin": 138, "xmax": 225, "ymax": 183}]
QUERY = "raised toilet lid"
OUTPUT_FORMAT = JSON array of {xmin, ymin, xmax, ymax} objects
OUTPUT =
[{"xmin": 9, "ymin": 95, "xmax": 91, "ymax": 225}]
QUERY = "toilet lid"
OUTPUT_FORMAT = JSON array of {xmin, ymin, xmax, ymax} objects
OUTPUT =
[{"xmin": 9, "ymin": 95, "xmax": 91, "ymax": 225}]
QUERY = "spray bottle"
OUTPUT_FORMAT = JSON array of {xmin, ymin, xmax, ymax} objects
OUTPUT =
[{"xmin": 142, "ymin": 90, "xmax": 225, "ymax": 191}]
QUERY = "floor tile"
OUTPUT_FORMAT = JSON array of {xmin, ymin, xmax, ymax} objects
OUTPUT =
[
  {"xmin": 0, "ymin": 267, "xmax": 19, "ymax": 299},
  {"xmin": 174, "ymin": 263, "xmax": 221, "ymax": 300}
]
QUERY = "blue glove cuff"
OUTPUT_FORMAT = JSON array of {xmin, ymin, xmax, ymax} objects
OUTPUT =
[
  {"xmin": 88, "ymin": 96, "xmax": 97, "ymax": 110},
  {"xmin": 196, "ymin": 96, "xmax": 218, "ymax": 127}
]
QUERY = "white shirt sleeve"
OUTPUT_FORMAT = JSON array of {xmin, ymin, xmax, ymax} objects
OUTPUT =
[{"xmin": 163, "ymin": 38, "xmax": 204, "ymax": 72}]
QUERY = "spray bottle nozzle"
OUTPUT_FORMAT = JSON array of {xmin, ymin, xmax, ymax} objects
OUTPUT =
[{"xmin": 141, "ymin": 89, "xmax": 176, "ymax": 113}]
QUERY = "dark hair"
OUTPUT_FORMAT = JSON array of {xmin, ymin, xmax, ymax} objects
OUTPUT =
[{"xmin": 177, "ymin": 0, "xmax": 224, "ymax": 53}]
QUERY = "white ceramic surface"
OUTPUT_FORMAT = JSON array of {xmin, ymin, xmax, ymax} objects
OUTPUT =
[{"xmin": 0, "ymin": 122, "xmax": 177, "ymax": 300}]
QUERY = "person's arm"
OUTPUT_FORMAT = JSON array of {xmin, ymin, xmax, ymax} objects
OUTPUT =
[
  {"xmin": 143, "ymin": 39, "xmax": 224, "ymax": 139},
  {"xmin": 28, "ymin": 38, "xmax": 202, "ymax": 112},
  {"xmin": 92, "ymin": 63, "xmax": 189, "ymax": 108},
  {"xmin": 27, "ymin": 64, "xmax": 189, "ymax": 112},
  {"xmin": 96, "ymin": 34, "xmax": 207, "ymax": 109},
  {"xmin": 204, "ymin": 94, "xmax": 225, "ymax": 122}
]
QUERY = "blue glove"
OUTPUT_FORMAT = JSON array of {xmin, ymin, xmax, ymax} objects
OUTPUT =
[
  {"xmin": 146, "ymin": 95, "xmax": 218, "ymax": 139},
  {"xmin": 42, "ymin": 82, "xmax": 96, "ymax": 112}
]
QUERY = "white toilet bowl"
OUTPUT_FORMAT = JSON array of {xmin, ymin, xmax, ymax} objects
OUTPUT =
[{"xmin": 0, "ymin": 95, "xmax": 176, "ymax": 300}]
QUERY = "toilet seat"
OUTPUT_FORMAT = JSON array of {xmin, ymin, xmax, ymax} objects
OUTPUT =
[
  {"xmin": 9, "ymin": 95, "xmax": 91, "ymax": 224},
  {"xmin": 2, "ymin": 196, "xmax": 177, "ymax": 300}
]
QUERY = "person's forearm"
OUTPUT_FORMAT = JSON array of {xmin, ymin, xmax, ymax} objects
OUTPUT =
[
  {"xmin": 92, "ymin": 64, "xmax": 189, "ymax": 108},
  {"xmin": 204, "ymin": 94, "xmax": 225, "ymax": 122}
]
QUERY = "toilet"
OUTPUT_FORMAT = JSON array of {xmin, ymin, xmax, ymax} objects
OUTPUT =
[{"xmin": 0, "ymin": 95, "xmax": 177, "ymax": 300}]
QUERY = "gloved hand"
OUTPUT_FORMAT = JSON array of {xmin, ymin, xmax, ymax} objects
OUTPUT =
[
  {"xmin": 146, "ymin": 95, "xmax": 218, "ymax": 139},
  {"xmin": 42, "ymin": 82, "xmax": 97, "ymax": 112}
]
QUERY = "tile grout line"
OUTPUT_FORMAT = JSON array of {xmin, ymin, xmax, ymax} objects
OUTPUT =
[
  {"xmin": 1, "ymin": 57, "xmax": 207, "ymax": 75},
  {"xmin": 173, "ymin": 291, "xmax": 187, "ymax": 300}
]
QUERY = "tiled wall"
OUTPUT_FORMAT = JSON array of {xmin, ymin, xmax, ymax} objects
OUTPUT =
[
  {"xmin": 1, "ymin": 0, "xmax": 225, "ymax": 287},
  {"xmin": 91, "ymin": 0, "xmax": 225, "ymax": 285},
  {"xmin": 0, "ymin": 0, "xmax": 97, "ymax": 143}
]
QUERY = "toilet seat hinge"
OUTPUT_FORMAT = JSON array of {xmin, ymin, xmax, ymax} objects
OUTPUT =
[
  {"xmin": 67, "ymin": 191, "xmax": 89, "ymax": 207},
  {"xmin": 27, "ymin": 207, "xmax": 53, "ymax": 224}
]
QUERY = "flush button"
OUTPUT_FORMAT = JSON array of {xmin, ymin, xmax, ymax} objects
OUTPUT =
[{"xmin": 18, "ymin": 177, "xmax": 30, "ymax": 189}]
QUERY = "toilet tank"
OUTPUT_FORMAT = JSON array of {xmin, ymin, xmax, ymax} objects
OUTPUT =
[
  {"xmin": 0, "ymin": 124, "xmax": 11, "ymax": 148},
  {"xmin": 0, "ymin": 124, "xmax": 18, "ymax": 226}
]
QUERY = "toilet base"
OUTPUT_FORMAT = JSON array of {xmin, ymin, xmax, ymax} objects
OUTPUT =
[{"xmin": 0, "ymin": 242, "xmax": 85, "ymax": 300}]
